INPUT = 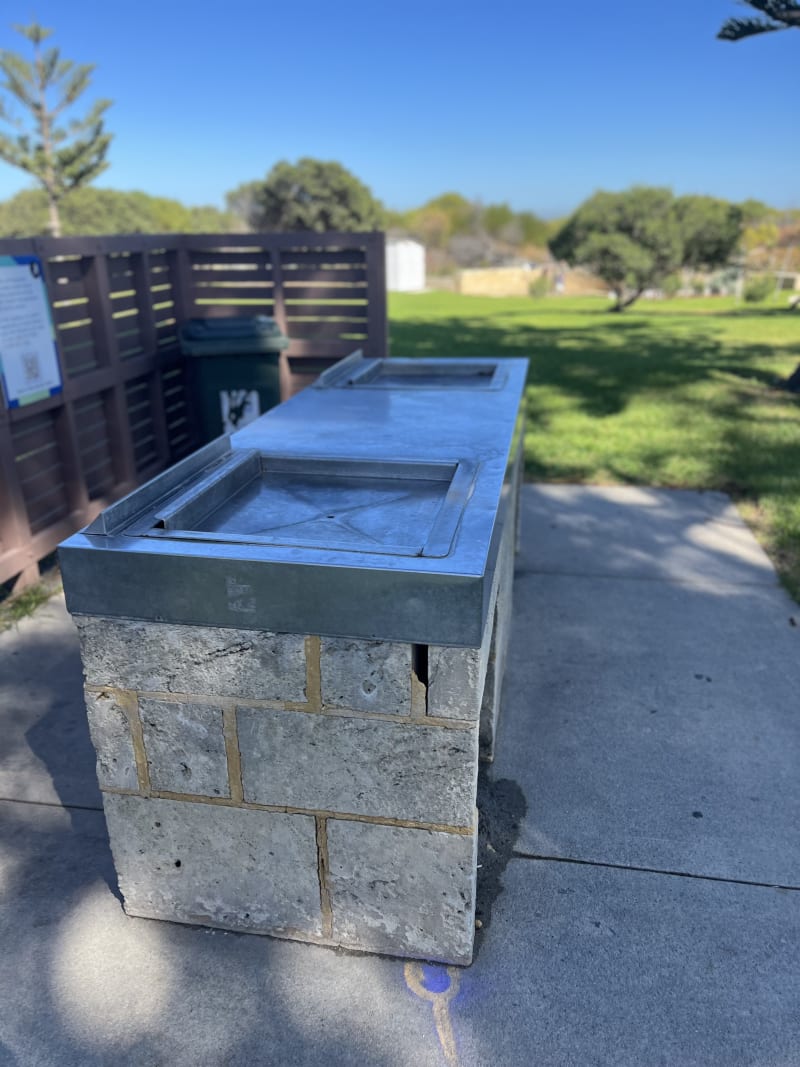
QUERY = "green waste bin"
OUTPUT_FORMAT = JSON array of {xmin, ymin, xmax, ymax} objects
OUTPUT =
[{"xmin": 180, "ymin": 316, "xmax": 290, "ymax": 442}]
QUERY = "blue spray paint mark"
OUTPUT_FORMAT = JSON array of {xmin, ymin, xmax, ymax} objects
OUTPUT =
[
  {"xmin": 404, "ymin": 962, "xmax": 462, "ymax": 1065},
  {"xmin": 420, "ymin": 964, "xmax": 453, "ymax": 995}
]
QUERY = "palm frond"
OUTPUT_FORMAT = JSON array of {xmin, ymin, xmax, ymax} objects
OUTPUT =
[
  {"xmin": 746, "ymin": 0, "xmax": 800, "ymax": 20},
  {"xmin": 718, "ymin": 16, "xmax": 785, "ymax": 39}
]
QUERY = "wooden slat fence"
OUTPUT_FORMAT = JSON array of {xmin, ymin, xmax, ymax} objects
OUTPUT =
[{"xmin": 0, "ymin": 231, "xmax": 387, "ymax": 591}]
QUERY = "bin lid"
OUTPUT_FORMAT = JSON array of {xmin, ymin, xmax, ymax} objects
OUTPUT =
[{"xmin": 180, "ymin": 316, "xmax": 289, "ymax": 356}]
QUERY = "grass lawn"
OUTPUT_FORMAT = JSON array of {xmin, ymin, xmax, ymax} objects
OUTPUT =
[{"xmin": 389, "ymin": 292, "xmax": 800, "ymax": 602}]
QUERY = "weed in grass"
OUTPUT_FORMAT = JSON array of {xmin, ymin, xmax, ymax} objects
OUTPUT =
[
  {"xmin": 0, "ymin": 583, "xmax": 54, "ymax": 629},
  {"xmin": 0, "ymin": 552, "xmax": 62, "ymax": 630}
]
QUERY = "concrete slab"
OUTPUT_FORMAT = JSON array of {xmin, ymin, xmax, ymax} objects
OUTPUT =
[
  {"xmin": 522, "ymin": 485, "xmax": 778, "ymax": 586},
  {"xmin": 0, "ymin": 799, "xmax": 446, "ymax": 1067},
  {"xmin": 496, "ymin": 570, "xmax": 800, "ymax": 884},
  {"xmin": 2, "ymin": 795, "xmax": 796, "ymax": 1067},
  {"xmin": 494, "ymin": 486, "xmax": 800, "ymax": 885},
  {"xmin": 455, "ymin": 858, "xmax": 800, "ymax": 1067},
  {"xmin": 0, "ymin": 598, "xmax": 99, "ymax": 809}
]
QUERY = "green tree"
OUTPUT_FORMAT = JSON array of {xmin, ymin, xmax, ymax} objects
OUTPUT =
[
  {"xmin": 240, "ymin": 158, "xmax": 384, "ymax": 232},
  {"xmin": 549, "ymin": 187, "xmax": 744, "ymax": 311},
  {"xmin": 0, "ymin": 187, "xmax": 47, "ymax": 234},
  {"xmin": 225, "ymin": 179, "xmax": 262, "ymax": 230},
  {"xmin": 406, "ymin": 205, "xmax": 451, "ymax": 248},
  {"xmin": 482, "ymin": 202, "xmax": 515, "ymax": 239},
  {"xmin": 0, "ymin": 23, "xmax": 112, "ymax": 236},
  {"xmin": 738, "ymin": 198, "xmax": 772, "ymax": 224},
  {"xmin": 0, "ymin": 186, "xmax": 237, "ymax": 237},
  {"xmin": 188, "ymin": 203, "xmax": 245, "ymax": 233},
  {"xmin": 673, "ymin": 195, "xmax": 743, "ymax": 269},
  {"xmin": 404, "ymin": 192, "xmax": 477, "ymax": 248},
  {"xmin": 516, "ymin": 210, "xmax": 551, "ymax": 248},
  {"xmin": 718, "ymin": 0, "xmax": 800, "ymax": 40},
  {"xmin": 419, "ymin": 193, "xmax": 475, "ymax": 236},
  {"xmin": 549, "ymin": 187, "xmax": 683, "ymax": 311}
]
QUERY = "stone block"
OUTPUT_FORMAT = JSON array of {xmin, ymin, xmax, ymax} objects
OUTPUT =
[
  {"xmin": 103, "ymin": 794, "xmax": 322, "ymax": 936},
  {"xmin": 238, "ymin": 707, "xmax": 477, "ymax": 828},
  {"xmin": 139, "ymin": 698, "xmax": 229, "ymax": 798},
  {"xmin": 481, "ymin": 519, "xmax": 516, "ymax": 760},
  {"xmin": 480, "ymin": 635, "xmax": 503, "ymax": 761},
  {"xmin": 326, "ymin": 819, "xmax": 477, "ymax": 964},
  {"xmin": 428, "ymin": 506, "xmax": 516, "ymax": 723},
  {"xmin": 76, "ymin": 616, "xmax": 306, "ymax": 702},
  {"xmin": 428, "ymin": 565, "xmax": 497, "ymax": 721},
  {"xmin": 320, "ymin": 637, "xmax": 412, "ymax": 715},
  {"xmin": 427, "ymin": 644, "xmax": 484, "ymax": 721},
  {"xmin": 84, "ymin": 688, "xmax": 139, "ymax": 790}
]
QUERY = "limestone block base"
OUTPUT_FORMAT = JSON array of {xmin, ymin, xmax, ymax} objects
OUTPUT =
[
  {"xmin": 76, "ymin": 617, "xmax": 483, "ymax": 964},
  {"xmin": 480, "ymin": 510, "xmax": 516, "ymax": 761}
]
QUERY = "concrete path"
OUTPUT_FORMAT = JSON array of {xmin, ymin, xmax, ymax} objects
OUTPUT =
[{"xmin": 1, "ymin": 485, "xmax": 798, "ymax": 1066}]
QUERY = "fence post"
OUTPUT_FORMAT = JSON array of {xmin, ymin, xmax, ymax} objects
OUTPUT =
[
  {"xmin": 170, "ymin": 235, "xmax": 194, "ymax": 323},
  {"xmin": 82, "ymin": 245, "xmax": 138, "ymax": 489},
  {"xmin": 0, "ymin": 410, "xmax": 38, "ymax": 590},
  {"xmin": 365, "ymin": 231, "xmax": 388, "ymax": 360},
  {"xmin": 133, "ymin": 250, "xmax": 170, "ymax": 467},
  {"xmin": 35, "ymin": 241, "xmax": 92, "ymax": 527}
]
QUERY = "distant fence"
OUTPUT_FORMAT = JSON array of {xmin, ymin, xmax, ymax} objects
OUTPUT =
[{"xmin": 0, "ymin": 231, "xmax": 387, "ymax": 591}]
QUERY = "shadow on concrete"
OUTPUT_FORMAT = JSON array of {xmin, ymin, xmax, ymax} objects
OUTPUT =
[
  {"xmin": 493, "ymin": 486, "xmax": 800, "ymax": 887},
  {"xmin": 0, "ymin": 783, "xmax": 419, "ymax": 1066},
  {"xmin": 475, "ymin": 767, "xmax": 527, "ymax": 958},
  {"xmin": 514, "ymin": 483, "xmax": 782, "ymax": 588},
  {"xmin": 0, "ymin": 605, "xmax": 452, "ymax": 1065},
  {"xmin": 0, "ymin": 789, "xmax": 417, "ymax": 1065}
]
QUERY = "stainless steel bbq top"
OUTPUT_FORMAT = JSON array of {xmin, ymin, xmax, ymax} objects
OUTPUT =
[
  {"xmin": 60, "ymin": 355, "xmax": 528, "ymax": 646},
  {"xmin": 125, "ymin": 451, "xmax": 476, "ymax": 559},
  {"xmin": 314, "ymin": 351, "xmax": 508, "ymax": 390}
]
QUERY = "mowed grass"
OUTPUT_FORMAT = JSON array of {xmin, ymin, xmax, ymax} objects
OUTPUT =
[{"xmin": 389, "ymin": 292, "xmax": 800, "ymax": 602}]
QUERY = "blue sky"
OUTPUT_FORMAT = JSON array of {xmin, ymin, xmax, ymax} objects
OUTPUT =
[{"xmin": 0, "ymin": 0, "xmax": 797, "ymax": 217}]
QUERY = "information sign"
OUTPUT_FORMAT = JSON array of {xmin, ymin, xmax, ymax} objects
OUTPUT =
[{"xmin": 0, "ymin": 255, "xmax": 63, "ymax": 408}]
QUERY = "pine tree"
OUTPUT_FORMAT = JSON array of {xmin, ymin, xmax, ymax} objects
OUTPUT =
[
  {"xmin": 0, "ymin": 23, "xmax": 112, "ymax": 237},
  {"xmin": 718, "ymin": 0, "xmax": 800, "ymax": 41}
]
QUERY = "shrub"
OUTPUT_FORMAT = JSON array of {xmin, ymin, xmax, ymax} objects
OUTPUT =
[
  {"xmin": 662, "ymin": 274, "xmax": 681, "ymax": 298},
  {"xmin": 529, "ymin": 272, "xmax": 551, "ymax": 298},
  {"xmin": 743, "ymin": 274, "xmax": 774, "ymax": 303}
]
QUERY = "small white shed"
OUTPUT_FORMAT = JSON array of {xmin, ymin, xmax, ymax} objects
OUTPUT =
[{"xmin": 386, "ymin": 239, "xmax": 426, "ymax": 292}]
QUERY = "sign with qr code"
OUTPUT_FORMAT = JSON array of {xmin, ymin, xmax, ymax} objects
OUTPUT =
[{"xmin": 0, "ymin": 255, "xmax": 63, "ymax": 408}]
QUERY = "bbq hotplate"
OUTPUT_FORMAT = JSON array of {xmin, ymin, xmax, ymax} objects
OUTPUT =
[
  {"xmin": 125, "ymin": 451, "xmax": 476, "ymax": 559},
  {"xmin": 314, "ymin": 352, "xmax": 506, "ymax": 390}
]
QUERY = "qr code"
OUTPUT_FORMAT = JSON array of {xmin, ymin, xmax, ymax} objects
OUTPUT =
[{"xmin": 21, "ymin": 352, "xmax": 42, "ymax": 384}]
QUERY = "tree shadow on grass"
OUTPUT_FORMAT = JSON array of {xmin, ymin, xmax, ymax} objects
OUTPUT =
[{"xmin": 390, "ymin": 313, "xmax": 800, "ymax": 420}]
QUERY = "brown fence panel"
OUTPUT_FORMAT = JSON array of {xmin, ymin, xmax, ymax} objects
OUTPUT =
[
  {"xmin": 0, "ymin": 235, "xmax": 201, "ymax": 590},
  {"xmin": 0, "ymin": 230, "xmax": 387, "ymax": 590},
  {"xmin": 181, "ymin": 232, "xmax": 387, "ymax": 399}
]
